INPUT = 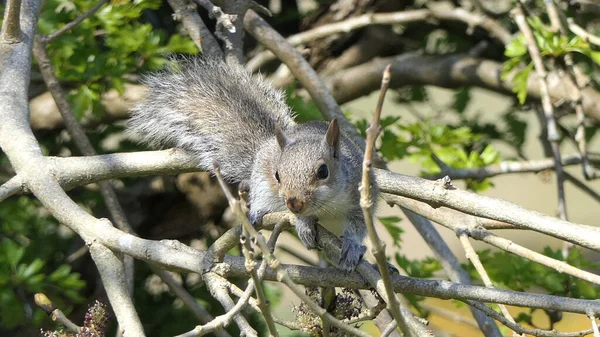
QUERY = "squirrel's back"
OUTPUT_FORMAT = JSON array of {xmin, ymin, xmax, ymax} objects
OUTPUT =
[{"xmin": 128, "ymin": 58, "xmax": 296, "ymax": 182}]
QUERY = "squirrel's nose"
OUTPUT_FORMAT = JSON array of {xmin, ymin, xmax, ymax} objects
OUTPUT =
[{"xmin": 285, "ymin": 197, "xmax": 305, "ymax": 214}]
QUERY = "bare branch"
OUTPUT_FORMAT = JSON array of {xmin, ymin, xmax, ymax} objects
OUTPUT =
[
  {"xmin": 426, "ymin": 153, "xmax": 600, "ymax": 180},
  {"xmin": 167, "ymin": 0, "xmax": 223, "ymax": 58},
  {"xmin": 591, "ymin": 315, "xmax": 600, "ymax": 337},
  {"xmin": 360, "ymin": 65, "xmax": 427, "ymax": 336},
  {"xmin": 0, "ymin": 176, "xmax": 23, "ymax": 202},
  {"xmin": 90, "ymin": 243, "xmax": 145, "ymax": 337},
  {"xmin": 389, "ymin": 194, "xmax": 600, "ymax": 285},
  {"xmin": 34, "ymin": 293, "xmax": 81, "ymax": 332},
  {"xmin": 458, "ymin": 234, "xmax": 519, "ymax": 331},
  {"xmin": 375, "ymin": 169, "xmax": 600, "ymax": 252},
  {"xmin": 327, "ymin": 54, "xmax": 600, "ymax": 123},
  {"xmin": 466, "ymin": 300, "xmax": 594, "ymax": 337},
  {"xmin": 41, "ymin": 0, "xmax": 109, "ymax": 43},
  {"xmin": 177, "ymin": 272, "xmax": 257, "ymax": 337},
  {"xmin": 567, "ymin": 18, "xmax": 600, "ymax": 47},
  {"xmin": 247, "ymin": 8, "xmax": 511, "ymax": 71},
  {"xmin": 149, "ymin": 267, "xmax": 232, "ymax": 337},
  {"xmin": 1, "ymin": 0, "xmax": 23, "ymax": 43},
  {"xmin": 513, "ymin": 3, "xmax": 568, "ymax": 225},
  {"xmin": 400, "ymin": 208, "xmax": 502, "ymax": 337},
  {"xmin": 193, "ymin": 0, "xmax": 236, "ymax": 33}
]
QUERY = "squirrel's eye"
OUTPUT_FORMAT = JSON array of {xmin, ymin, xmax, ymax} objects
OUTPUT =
[
  {"xmin": 275, "ymin": 171, "xmax": 280, "ymax": 183},
  {"xmin": 316, "ymin": 164, "xmax": 329, "ymax": 180}
]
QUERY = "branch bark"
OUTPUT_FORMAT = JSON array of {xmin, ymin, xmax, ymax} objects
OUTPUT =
[{"xmin": 327, "ymin": 53, "xmax": 600, "ymax": 123}]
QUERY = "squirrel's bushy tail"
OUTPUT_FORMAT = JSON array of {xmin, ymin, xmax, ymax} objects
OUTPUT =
[{"xmin": 128, "ymin": 58, "xmax": 296, "ymax": 182}]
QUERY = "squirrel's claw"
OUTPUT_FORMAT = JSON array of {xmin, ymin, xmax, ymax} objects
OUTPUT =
[
  {"xmin": 249, "ymin": 209, "xmax": 266, "ymax": 227},
  {"xmin": 295, "ymin": 216, "xmax": 318, "ymax": 250},
  {"xmin": 339, "ymin": 236, "xmax": 366, "ymax": 272}
]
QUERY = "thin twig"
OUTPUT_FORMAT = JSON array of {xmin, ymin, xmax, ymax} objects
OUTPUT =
[
  {"xmin": 203, "ymin": 271, "xmax": 257, "ymax": 337},
  {"xmin": 567, "ymin": 18, "xmax": 600, "ymax": 47},
  {"xmin": 400, "ymin": 207, "xmax": 502, "ymax": 337},
  {"xmin": 591, "ymin": 314, "xmax": 600, "ymax": 337},
  {"xmin": 466, "ymin": 300, "xmax": 593, "ymax": 337},
  {"xmin": 150, "ymin": 267, "xmax": 232, "ymax": 337},
  {"xmin": 0, "ymin": 176, "xmax": 23, "ymax": 202},
  {"xmin": 35, "ymin": 293, "xmax": 81, "ymax": 332},
  {"xmin": 389, "ymin": 193, "xmax": 600, "ymax": 285},
  {"xmin": 360, "ymin": 64, "xmax": 412, "ymax": 334},
  {"xmin": 42, "ymin": 0, "xmax": 109, "ymax": 43},
  {"xmin": 544, "ymin": 1, "xmax": 598, "ymax": 181},
  {"xmin": 176, "ymin": 272, "xmax": 258, "ymax": 337},
  {"xmin": 457, "ymin": 233, "xmax": 521, "ymax": 335},
  {"xmin": 426, "ymin": 153, "xmax": 600, "ymax": 180},
  {"xmin": 239, "ymin": 200, "xmax": 279, "ymax": 337},
  {"xmin": 227, "ymin": 282, "xmax": 303, "ymax": 331},
  {"xmin": 564, "ymin": 171, "xmax": 600, "ymax": 203},
  {"xmin": 247, "ymin": 8, "xmax": 511, "ymax": 71},
  {"xmin": 167, "ymin": 0, "xmax": 223, "ymax": 58},
  {"xmin": 513, "ymin": 4, "xmax": 568, "ymax": 223}
]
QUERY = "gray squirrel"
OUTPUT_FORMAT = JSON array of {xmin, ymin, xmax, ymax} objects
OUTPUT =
[{"xmin": 128, "ymin": 58, "xmax": 376, "ymax": 271}]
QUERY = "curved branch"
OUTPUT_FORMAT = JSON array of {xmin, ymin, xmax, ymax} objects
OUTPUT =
[
  {"xmin": 14, "ymin": 150, "xmax": 598, "ymax": 255},
  {"xmin": 327, "ymin": 53, "xmax": 600, "ymax": 123},
  {"xmin": 376, "ymin": 169, "xmax": 600, "ymax": 252},
  {"xmin": 426, "ymin": 153, "xmax": 599, "ymax": 180},
  {"xmin": 167, "ymin": 0, "xmax": 223, "ymax": 58},
  {"xmin": 247, "ymin": 8, "xmax": 511, "ymax": 71}
]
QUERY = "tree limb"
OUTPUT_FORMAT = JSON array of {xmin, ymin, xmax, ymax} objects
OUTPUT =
[{"xmin": 327, "ymin": 53, "xmax": 600, "ymax": 123}]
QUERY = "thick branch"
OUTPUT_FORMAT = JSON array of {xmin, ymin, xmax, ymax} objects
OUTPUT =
[
  {"xmin": 167, "ymin": 0, "xmax": 223, "ymax": 58},
  {"xmin": 20, "ymin": 150, "xmax": 600, "ymax": 254},
  {"xmin": 247, "ymin": 8, "xmax": 511, "ymax": 71},
  {"xmin": 327, "ymin": 54, "xmax": 600, "ymax": 123}
]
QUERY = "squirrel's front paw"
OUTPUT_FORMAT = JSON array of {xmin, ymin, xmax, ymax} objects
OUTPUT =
[
  {"xmin": 339, "ymin": 236, "xmax": 366, "ymax": 272},
  {"xmin": 249, "ymin": 209, "xmax": 267, "ymax": 227},
  {"xmin": 295, "ymin": 216, "xmax": 318, "ymax": 250}
]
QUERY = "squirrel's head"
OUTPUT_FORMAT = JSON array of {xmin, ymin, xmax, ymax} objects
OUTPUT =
[{"xmin": 273, "ymin": 119, "xmax": 344, "ymax": 216}]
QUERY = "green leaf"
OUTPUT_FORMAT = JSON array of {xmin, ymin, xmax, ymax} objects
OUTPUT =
[
  {"xmin": 512, "ymin": 63, "xmax": 534, "ymax": 104},
  {"xmin": 19, "ymin": 259, "xmax": 45, "ymax": 280},
  {"xmin": 480, "ymin": 145, "xmax": 500, "ymax": 165},
  {"xmin": 379, "ymin": 216, "xmax": 404, "ymax": 247},
  {"xmin": 505, "ymin": 34, "xmax": 527, "ymax": 58}
]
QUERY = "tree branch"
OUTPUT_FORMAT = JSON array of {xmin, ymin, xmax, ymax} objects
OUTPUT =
[
  {"xmin": 247, "ymin": 8, "xmax": 511, "ymax": 71},
  {"xmin": 41, "ymin": 0, "xmax": 109, "ymax": 43},
  {"xmin": 90, "ymin": 244, "xmax": 145, "ymax": 337},
  {"xmin": 0, "ymin": 0, "xmax": 23, "ymax": 43},
  {"xmin": 327, "ymin": 53, "xmax": 600, "ymax": 123}
]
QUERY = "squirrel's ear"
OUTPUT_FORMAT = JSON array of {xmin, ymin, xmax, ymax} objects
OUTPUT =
[
  {"xmin": 325, "ymin": 119, "xmax": 340, "ymax": 158},
  {"xmin": 275, "ymin": 124, "xmax": 290, "ymax": 150}
]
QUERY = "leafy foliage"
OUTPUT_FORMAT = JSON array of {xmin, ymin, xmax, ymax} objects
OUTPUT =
[
  {"xmin": 0, "ymin": 197, "xmax": 85, "ymax": 328},
  {"xmin": 357, "ymin": 116, "xmax": 500, "ymax": 191},
  {"xmin": 503, "ymin": 16, "xmax": 600, "ymax": 104},
  {"xmin": 464, "ymin": 247, "xmax": 599, "ymax": 298},
  {"xmin": 37, "ymin": 0, "xmax": 197, "ymax": 119}
]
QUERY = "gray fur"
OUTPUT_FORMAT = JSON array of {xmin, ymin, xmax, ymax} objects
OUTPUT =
[
  {"xmin": 128, "ymin": 59, "xmax": 377, "ymax": 271},
  {"xmin": 128, "ymin": 58, "xmax": 296, "ymax": 182}
]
